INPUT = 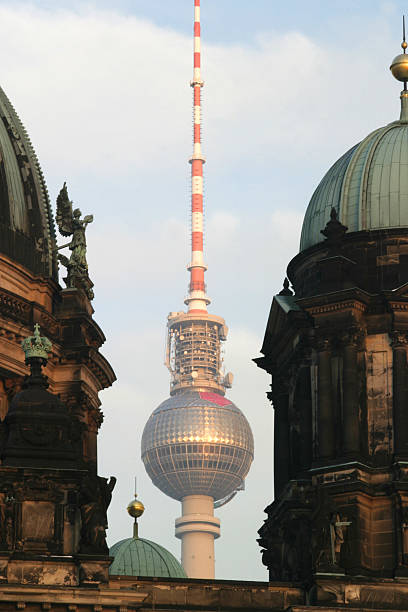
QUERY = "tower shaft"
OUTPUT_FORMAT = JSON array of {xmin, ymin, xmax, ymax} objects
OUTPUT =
[
  {"xmin": 175, "ymin": 495, "xmax": 220, "ymax": 579},
  {"xmin": 186, "ymin": 0, "xmax": 209, "ymax": 314}
]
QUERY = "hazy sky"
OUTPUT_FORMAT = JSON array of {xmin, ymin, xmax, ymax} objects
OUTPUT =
[{"xmin": 1, "ymin": 0, "xmax": 406, "ymax": 580}]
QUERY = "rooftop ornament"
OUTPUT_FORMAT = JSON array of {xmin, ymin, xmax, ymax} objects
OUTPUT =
[
  {"xmin": 21, "ymin": 324, "xmax": 52, "ymax": 385},
  {"xmin": 127, "ymin": 479, "xmax": 145, "ymax": 539},
  {"xmin": 390, "ymin": 15, "xmax": 408, "ymax": 121},
  {"xmin": 21, "ymin": 324, "xmax": 52, "ymax": 362},
  {"xmin": 321, "ymin": 207, "xmax": 348, "ymax": 250},
  {"xmin": 278, "ymin": 277, "xmax": 293, "ymax": 296}
]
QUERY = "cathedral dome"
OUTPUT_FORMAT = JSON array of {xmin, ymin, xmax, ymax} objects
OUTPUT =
[
  {"xmin": 109, "ymin": 496, "xmax": 187, "ymax": 579},
  {"xmin": 0, "ymin": 86, "xmax": 57, "ymax": 277},
  {"xmin": 300, "ymin": 109, "xmax": 408, "ymax": 252},
  {"xmin": 109, "ymin": 537, "xmax": 187, "ymax": 578}
]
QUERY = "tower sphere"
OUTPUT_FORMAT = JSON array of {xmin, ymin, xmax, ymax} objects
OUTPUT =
[{"xmin": 141, "ymin": 390, "xmax": 254, "ymax": 503}]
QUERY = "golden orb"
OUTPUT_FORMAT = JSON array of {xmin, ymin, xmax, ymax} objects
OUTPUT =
[
  {"xmin": 127, "ymin": 498, "xmax": 145, "ymax": 518},
  {"xmin": 390, "ymin": 53, "xmax": 408, "ymax": 82}
]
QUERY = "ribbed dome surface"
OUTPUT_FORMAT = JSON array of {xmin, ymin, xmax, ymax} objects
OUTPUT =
[
  {"xmin": 300, "ymin": 118, "xmax": 408, "ymax": 251},
  {"xmin": 0, "ymin": 86, "xmax": 57, "ymax": 277},
  {"xmin": 109, "ymin": 537, "xmax": 187, "ymax": 578}
]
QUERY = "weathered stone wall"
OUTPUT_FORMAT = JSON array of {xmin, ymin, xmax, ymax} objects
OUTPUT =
[{"xmin": 256, "ymin": 224, "xmax": 408, "ymax": 583}]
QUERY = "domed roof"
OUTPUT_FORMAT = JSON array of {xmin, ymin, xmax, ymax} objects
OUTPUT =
[
  {"xmin": 300, "ymin": 98, "xmax": 408, "ymax": 252},
  {"xmin": 141, "ymin": 389, "xmax": 254, "ymax": 502},
  {"xmin": 0, "ymin": 86, "xmax": 57, "ymax": 277},
  {"xmin": 109, "ymin": 537, "xmax": 187, "ymax": 578}
]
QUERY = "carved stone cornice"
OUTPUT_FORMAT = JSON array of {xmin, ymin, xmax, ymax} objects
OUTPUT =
[
  {"xmin": 389, "ymin": 301, "xmax": 408, "ymax": 312},
  {"xmin": 0, "ymin": 289, "xmax": 30, "ymax": 325},
  {"xmin": 305, "ymin": 299, "xmax": 367, "ymax": 317},
  {"xmin": 88, "ymin": 406, "xmax": 104, "ymax": 432},
  {"xmin": 0, "ymin": 289, "xmax": 62, "ymax": 343},
  {"xmin": 87, "ymin": 349, "xmax": 116, "ymax": 389}
]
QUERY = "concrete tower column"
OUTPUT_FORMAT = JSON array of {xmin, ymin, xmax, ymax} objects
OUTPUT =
[{"xmin": 175, "ymin": 495, "xmax": 220, "ymax": 578}]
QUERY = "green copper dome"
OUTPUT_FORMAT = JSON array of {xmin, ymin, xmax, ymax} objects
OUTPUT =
[
  {"xmin": 109, "ymin": 537, "xmax": 187, "ymax": 578},
  {"xmin": 300, "ymin": 96, "xmax": 408, "ymax": 251},
  {"xmin": 0, "ymin": 85, "xmax": 57, "ymax": 277}
]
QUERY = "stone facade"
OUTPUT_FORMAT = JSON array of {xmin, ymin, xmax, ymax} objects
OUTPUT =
[
  {"xmin": 0, "ymin": 252, "xmax": 114, "ymax": 472},
  {"xmin": 0, "ymin": 576, "xmax": 301, "ymax": 611},
  {"xmin": 0, "ymin": 246, "xmax": 116, "ymax": 588},
  {"xmin": 255, "ymin": 211, "xmax": 408, "ymax": 605}
]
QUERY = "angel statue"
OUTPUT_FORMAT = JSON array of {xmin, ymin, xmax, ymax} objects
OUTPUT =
[{"xmin": 56, "ymin": 182, "xmax": 94, "ymax": 300}]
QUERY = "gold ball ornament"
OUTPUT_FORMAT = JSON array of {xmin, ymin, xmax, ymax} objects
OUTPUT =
[
  {"xmin": 127, "ymin": 498, "xmax": 145, "ymax": 518},
  {"xmin": 390, "ymin": 53, "xmax": 408, "ymax": 82}
]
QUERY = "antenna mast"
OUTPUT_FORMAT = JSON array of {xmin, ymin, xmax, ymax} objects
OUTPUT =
[{"xmin": 185, "ymin": 0, "xmax": 210, "ymax": 314}]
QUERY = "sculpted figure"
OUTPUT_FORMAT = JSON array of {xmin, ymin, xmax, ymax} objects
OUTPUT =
[
  {"xmin": 56, "ymin": 182, "xmax": 94, "ymax": 300},
  {"xmin": 0, "ymin": 488, "xmax": 15, "ymax": 550},
  {"xmin": 79, "ymin": 475, "xmax": 116, "ymax": 554}
]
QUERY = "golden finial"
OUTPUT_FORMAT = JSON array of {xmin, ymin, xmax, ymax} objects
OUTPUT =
[
  {"xmin": 126, "ymin": 477, "xmax": 145, "ymax": 538},
  {"xmin": 390, "ymin": 16, "xmax": 408, "ymax": 88}
]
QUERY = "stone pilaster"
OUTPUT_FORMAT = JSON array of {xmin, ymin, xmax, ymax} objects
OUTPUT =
[
  {"xmin": 342, "ymin": 328, "xmax": 364, "ymax": 456},
  {"xmin": 269, "ymin": 378, "xmax": 290, "ymax": 497},
  {"xmin": 317, "ymin": 339, "xmax": 335, "ymax": 460},
  {"xmin": 391, "ymin": 332, "xmax": 408, "ymax": 458}
]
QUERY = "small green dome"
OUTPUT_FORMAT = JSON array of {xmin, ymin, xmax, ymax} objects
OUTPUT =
[
  {"xmin": 109, "ymin": 537, "xmax": 187, "ymax": 578},
  {"xmin": 300, "ymin": 109, "xmax": 408, "ymax": 251}
]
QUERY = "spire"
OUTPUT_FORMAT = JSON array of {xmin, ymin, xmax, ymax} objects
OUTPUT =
[
  {"xmin": 185, "ymin": 0, "xmax": 210, "ymax": 314},
  {"xmin": 390, "ymin": 16, "xmax": 408, "ymax": 121}
]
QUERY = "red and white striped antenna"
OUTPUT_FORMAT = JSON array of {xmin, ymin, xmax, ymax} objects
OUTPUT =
[{"xmin": 185, "ymin": 0, "xmax": 210, "ymax": 314}]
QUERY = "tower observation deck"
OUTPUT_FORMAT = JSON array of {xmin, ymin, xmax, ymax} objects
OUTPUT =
[{"xmin": 141, "ymin": 0, "xmax": 254, "ymax": 579}]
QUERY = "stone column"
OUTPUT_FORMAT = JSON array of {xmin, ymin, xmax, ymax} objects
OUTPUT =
[
  {"xmin": 392, "ymin": 333, "xmax": 408, "ymax": 457},
  {"xmin": 317, "ymin": 339, "xmax": 335, "ymax": 459},
  {"xmin": 342, "ymin": 330, "xmax": 362, "ymax": 455}
]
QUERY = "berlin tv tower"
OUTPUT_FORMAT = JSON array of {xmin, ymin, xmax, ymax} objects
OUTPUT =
[{"xmin": 141, "ymin": 0, "xmax": 254, "ymax": 579}]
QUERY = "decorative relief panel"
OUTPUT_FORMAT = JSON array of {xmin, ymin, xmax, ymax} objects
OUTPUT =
[{"xmin": 22, "ymin": 501, "xmax": 54, "ymax": 542}]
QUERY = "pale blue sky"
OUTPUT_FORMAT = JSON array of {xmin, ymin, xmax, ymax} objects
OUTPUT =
[
  {"xmin": 0, "ymin": 0, "xmax": 405, "ymax": 581},
  {"xmin": 2, "ymin": 1, "xmax": 403, "ymax": 44}
]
